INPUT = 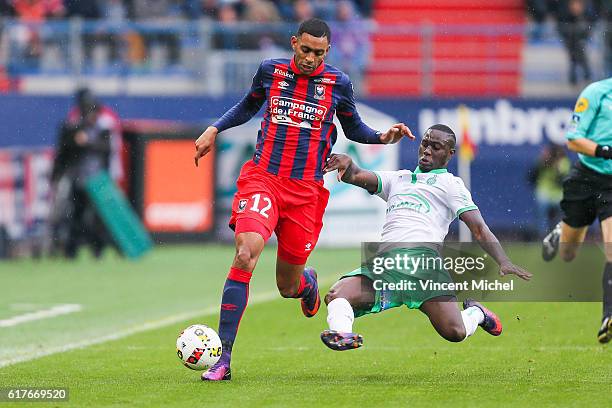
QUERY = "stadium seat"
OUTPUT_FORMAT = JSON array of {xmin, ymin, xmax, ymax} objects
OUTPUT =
[{"xmin": 367, "ymin": 0, "xmax": 525, "ymax": 96}]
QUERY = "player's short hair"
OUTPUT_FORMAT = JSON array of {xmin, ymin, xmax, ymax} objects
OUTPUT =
[
  {"xmin": 428, "ymin": 124, "xmax": 456, "ymax": 147},
  {"xmin": 297, "ymin": 18, "xmax": 331, "ymax": 42}
]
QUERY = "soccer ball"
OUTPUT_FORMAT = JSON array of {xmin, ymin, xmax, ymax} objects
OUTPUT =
[{"xmin": 176, "ymin": 324, "xmax": 222, "ymax": 370}]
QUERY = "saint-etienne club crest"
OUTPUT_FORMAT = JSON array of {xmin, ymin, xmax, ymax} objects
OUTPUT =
[
  {"xmin": 238, "ymin": 199, "xmax": 248, "ymax": 212},
  {"xmin": 314, "ymin": 85, "xmax": 325, "ymax": 100}
]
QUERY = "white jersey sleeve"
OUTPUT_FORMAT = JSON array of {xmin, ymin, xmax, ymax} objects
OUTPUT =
[
  {"xmin": 447, "ymin": 176, "xmax": 478, "ymax": 218},
  {"xmin": 372, "ymin": 170, "xmax": 396, "ymax": 201}
]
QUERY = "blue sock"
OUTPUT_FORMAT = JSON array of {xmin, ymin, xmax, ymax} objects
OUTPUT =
[{"xmin": 217, "ymin": 267, "xmax": 251, "ymax": 364}]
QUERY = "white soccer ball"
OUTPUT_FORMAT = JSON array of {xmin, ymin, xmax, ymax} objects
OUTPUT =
[{"xmin": 176, "ymin": 324, "xmax": 222, "ymax": 370}]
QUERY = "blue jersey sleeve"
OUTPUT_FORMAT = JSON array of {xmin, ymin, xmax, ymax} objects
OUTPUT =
[
  {"xmin": 212, "ymin": 62, "xmax": 266, "ymax": 132},
  {"xmin": 336, "ymin": 77, "xmax": 382, "ymax": 144}
]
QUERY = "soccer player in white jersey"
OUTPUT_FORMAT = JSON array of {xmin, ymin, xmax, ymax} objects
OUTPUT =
[{"xmin": 320, "ymin": 124, "xmax": 532, "ymax": 350}]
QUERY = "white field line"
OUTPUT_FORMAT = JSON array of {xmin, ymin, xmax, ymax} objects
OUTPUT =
[
  {"xmin": 0, "ymin": 304, "xmax": 82, "ymax": 328},
  {"xmin": 0, "ymin": 279, "xmax": 334, "ymax": 369}
]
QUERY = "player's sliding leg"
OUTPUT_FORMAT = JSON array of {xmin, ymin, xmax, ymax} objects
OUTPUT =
[
  {"xmin": 597, "ymin": 217, "xmax": 612, "ymax": 343},
  {"xmin": 202, "ymin": 232, "xmax": 265, "ymax": 381},
  {"xmin": 420, "ymin": 296, "xmax": 467, "ymax": 342},
  {"xmin": 420, "ymin": 296, "xmax": 501, "ymax": 342},
  {"xmin": 320, "ymin": 276, "xmax": 374, "ymax": 351},
  {"xmin": 275, "ymin": 258, "xmax": 320, "ymax": 317},
  {"xmin": 462, "ymin": 299, "xmax": 502, "ymax": 336}
]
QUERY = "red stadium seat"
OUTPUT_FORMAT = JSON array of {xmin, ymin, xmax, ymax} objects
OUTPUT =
[{"xmin": 367, "ymin": 0, "xmax": 525, "ymax": 96}]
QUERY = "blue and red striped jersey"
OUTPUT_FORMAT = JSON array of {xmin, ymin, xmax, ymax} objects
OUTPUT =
[{"xmin": 213, "ymin": 58, "xmax": 381, "ymax": 181}]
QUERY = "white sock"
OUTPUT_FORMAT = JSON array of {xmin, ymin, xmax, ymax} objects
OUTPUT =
[
  {"xmin": 326, "ymin": 298, "xmax": 354, "ymax": 333},
  {"xmin": 461, "ymin": 306, "xmax": 485, "ymax": 340}
]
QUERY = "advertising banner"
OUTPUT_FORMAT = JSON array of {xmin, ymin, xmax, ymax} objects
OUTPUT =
[
  {"xmin": 0, "ymin": 95, "xmax": 581, "ymax": 239},
  {"xmin": 0, "ymin": 147, "xmax": 53, "ymax": 241},
  {"xmin": 143, "ymin": 140, "xmax": 215, "ymax": 234}
]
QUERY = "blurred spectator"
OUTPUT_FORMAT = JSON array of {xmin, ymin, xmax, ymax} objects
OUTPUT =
[
  {"xmin": 353, "ymin": 0, "xmax": 373, "ymax": 17},
  {"xmin": 51, "ymin": 88, "xmax": 119, "ymax": 258},
  {"xmin": 597, "ymin": 0, "xmax": 612, "ymax": 76},
  {"xmin": 65, "ymin": 0, "xmax": 100, "ymax": 19},
  {"xmin": 127, "ymin": 0, "xmax": 171, "ymax": 20},
  {"xmin": 0, "ymin": 0, "xmax": 374, "ymax": 75},
  {"xmin": 9, "ymin": 0, "xmax": 65, "ymax": 22},
  {"xmin": 64, "ymin": 1, "xmax": 104, "ymax": 70},
  {"xmin": 293, "ymin": 0, "xmax": 314, "ymax": 22},
  {"xmin": 126, "ymin": 0, "xmax": 181, "ymax": 66},
  {"xmin": 526, "ymin": 0, "xmax": 553, "ymax": 40},
  {"xmin": 242, "ymin": 0, "xmax": 280, "ymax": 23},
  {"xmin": 272, "ymin": 0, "xmax": 293, "ymax": 20},
  {"xmin": 557, "ymin": 0, "xmax": 594, "ymax": 84},
  {"xmin": 312, "ymin": 0, "xmax": 335, "ymax": 20},
  {"xmin": 85, "ymin": 0, "xmax": 128, "ymax": 70},
  {"xmin": 329, "ymin": 0, "xmax": 369, "ymax": 93},
  {"xmin": 183, "ymin": 0, "xmax": 220, "ymax": 19},
  {"xmin": 528, "ymin": 144, "xmax": 570, "ymax": 238},
  {"xmin": 219, "ymin": 2, "xmax": 237, "ymax": 22},
  {"xmin": 99, "ymin": 0, "xmax": 127, "ymax": 22},
  {"xmin": 527, "ymin": 0, "xmax": 552, "ymax": 22},
  {"xmin": 3, "ymin": 0, "xmax": 65, "ymax": 70},
  {"xmin": 242, "ymin": 0, "xmax": 283, "ymax": 49},
  {"xmin": 212, "ymin": 3, "xmax": 240, "ymax": 49}
]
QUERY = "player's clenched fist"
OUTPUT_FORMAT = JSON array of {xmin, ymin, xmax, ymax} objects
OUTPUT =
[
  {"xmin": 194, "ymin": 126, "xmax": 218, "ymax": 167},
  {"xmin": 379, "ymin": 123, "xmax": 415, "ymax": 144},
  {"xmin": 323, "ymin": 153, "xmax": 353, "ymax": 181}
]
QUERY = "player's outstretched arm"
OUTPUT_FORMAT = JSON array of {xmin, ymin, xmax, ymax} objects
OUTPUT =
[
  {"xmin": 460, "ymin": 209, "xmax": 532, "ymax": 281},
  {"xmin": 195, "ymin": 62, "xmax": 266, "ymax": 167},
  {"xmin": 339, "ymin": 118, "xmax": 415, "ymax": 145},
  {"xmin": 323, "ymin": 153, "xmax": 379, "ymax": 194}
]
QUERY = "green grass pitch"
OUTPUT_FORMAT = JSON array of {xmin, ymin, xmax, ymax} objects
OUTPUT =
[{"xmin": 0, "ymin": 245, "xmax": 609, "ymax": 407}]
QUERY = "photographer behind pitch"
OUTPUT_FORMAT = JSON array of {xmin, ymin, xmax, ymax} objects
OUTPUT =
[{"xmin": 50, "ymin": 102, "xmax": 111, "ymax": 259}]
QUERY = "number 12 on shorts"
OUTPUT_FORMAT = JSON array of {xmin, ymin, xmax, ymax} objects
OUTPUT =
[{"xmin": 250, "ymin": 193, "xmax": 272, "ymax": 218}]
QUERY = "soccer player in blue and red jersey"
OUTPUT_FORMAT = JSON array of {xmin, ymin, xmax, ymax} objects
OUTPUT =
[{"xmin": 194, "ymin": 18, "xmax": 414, "ymax": 381}]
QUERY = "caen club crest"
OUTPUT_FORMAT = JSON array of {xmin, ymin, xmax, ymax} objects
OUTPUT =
[
  {"xmin": 238, "ymin": 199, "xmax": 248, "ymax": 212},
  {"xmin": 314, "ymin": 84, "xmax": 325, "ymax": 100}
]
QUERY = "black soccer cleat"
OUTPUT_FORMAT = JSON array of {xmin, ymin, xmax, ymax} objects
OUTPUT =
[
  {"xmin": 320, "ymin": 330, "xmax": 363, "ymax": 351},
  {"xmin": 597, "ymin": 316, "xmax": 612, "ymax": 344},
  {"xmin": 542, "ymin": 222, "xmax": 561, "ymax": 262}
]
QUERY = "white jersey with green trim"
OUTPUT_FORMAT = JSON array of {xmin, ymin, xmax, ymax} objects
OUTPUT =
[{"xmin": 373, "ymin": 167, "xmax": 478, "ymax": 243}]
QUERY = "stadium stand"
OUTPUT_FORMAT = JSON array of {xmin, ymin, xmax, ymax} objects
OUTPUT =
[
  {"xmin": 0, "ymin": 1, "xmax": 606, "ymax": 96},
  {"xmin": 366, "ymin": 0, "xmax": 526, "ymax": 96}
]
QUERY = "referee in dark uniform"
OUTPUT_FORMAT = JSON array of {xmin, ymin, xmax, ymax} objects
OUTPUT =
[{"xmin": 542, "ymin": 77, "xmax": 612, "ymax": 343}]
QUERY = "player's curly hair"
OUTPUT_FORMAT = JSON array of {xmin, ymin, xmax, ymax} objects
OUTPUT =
[{"xmin": 297, "ymin": 18, "xmax": 331, "ymax": 42}]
